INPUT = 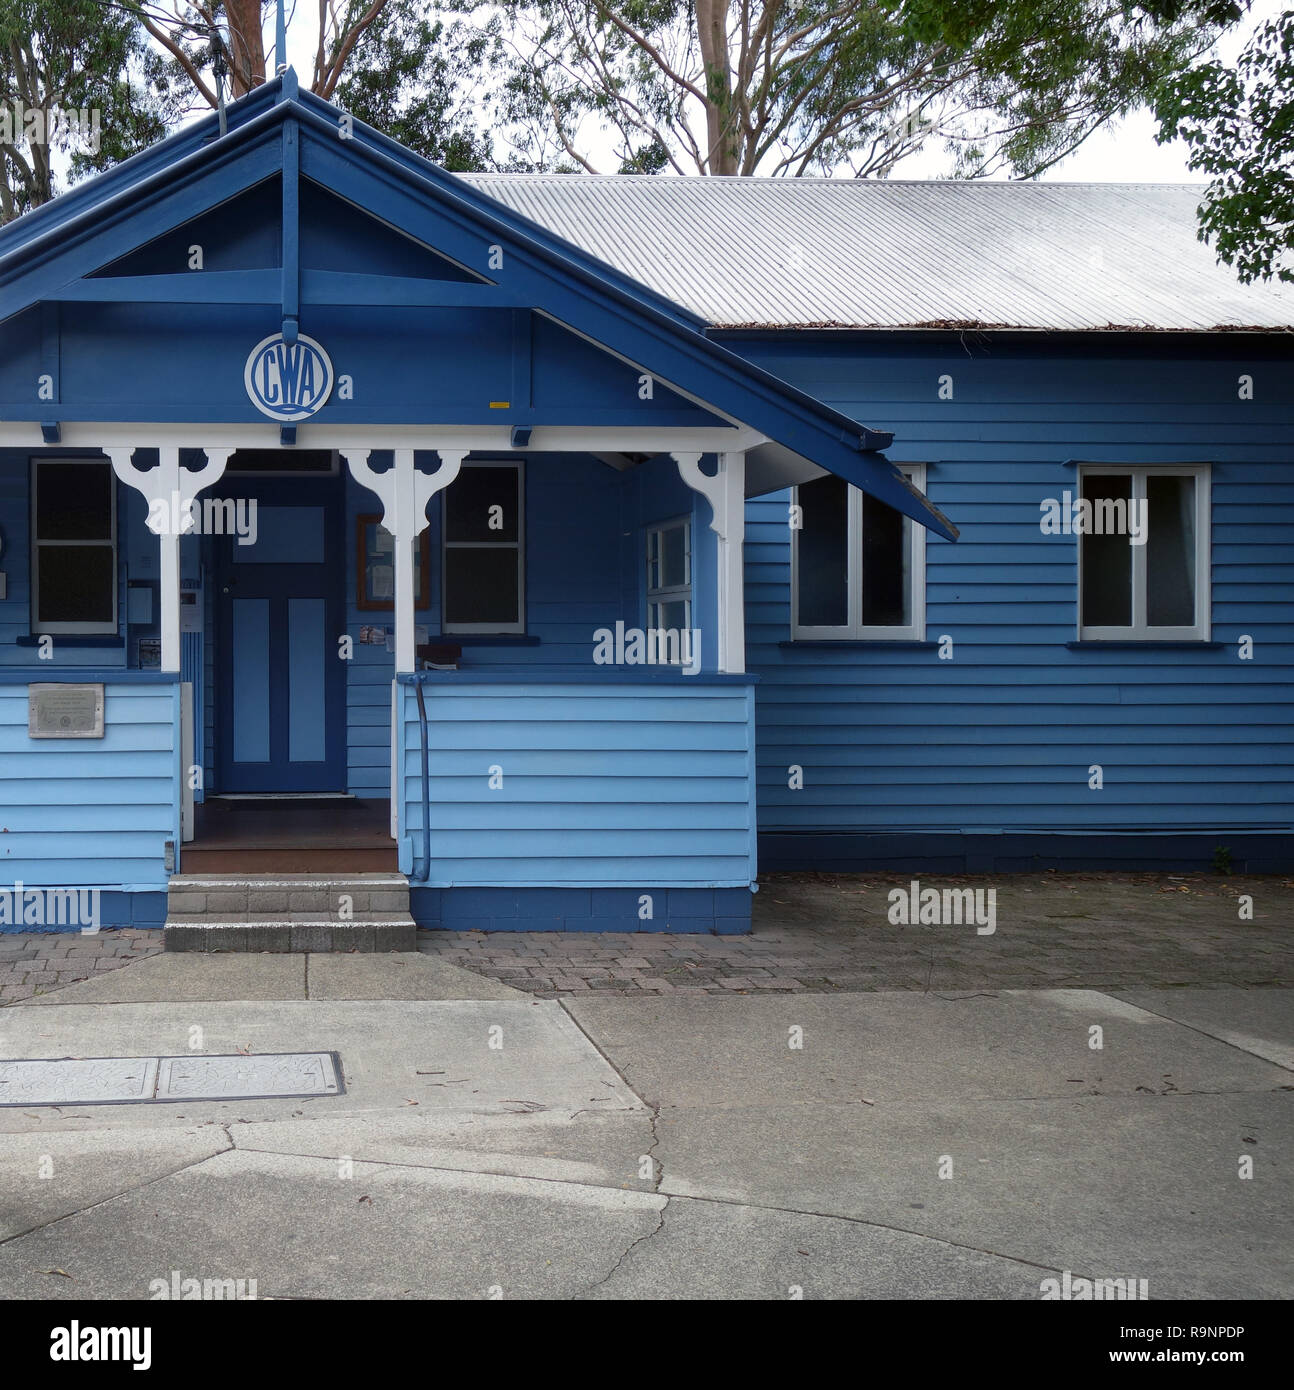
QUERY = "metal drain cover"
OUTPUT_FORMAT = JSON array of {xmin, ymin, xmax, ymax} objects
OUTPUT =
[{"xmin": 0, "ymin": 1052, "xmax": 344, "ymax": 1107}]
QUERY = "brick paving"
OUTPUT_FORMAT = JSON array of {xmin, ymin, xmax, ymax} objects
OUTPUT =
[
  {"xmin": 415, "ymin": 871, "xmax": 1294, "ymax": 998},
  {"xmin": 0, "ymin": 928, "xmax": 161, "ymax": 1005},
  {"xmin": 1, "ymin": 872, "xmax": 1290, "ymax": 1004}
]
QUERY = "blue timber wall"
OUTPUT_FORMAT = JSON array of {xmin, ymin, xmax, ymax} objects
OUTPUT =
[
  {"xmin": 733, "ymin": 335, "xmax": 1294, "ymax": 872},
  {"xmin": 0, "ymin": 673, "xmax": 178, "ymax": 928},
  {"xmin": 396, "ymin": 673, "xmax": 755, "ymax": 932}
]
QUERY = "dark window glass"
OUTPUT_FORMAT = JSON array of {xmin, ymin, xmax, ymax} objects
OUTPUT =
[
  {"xmin": 445, "ymin": 467, "xmax": 519, "ymax": 542},
  {"xmin": 1081, "ymin": 473, "xmax": 1132, "ymax": 627},
  {"xmin": 861, "ymin": 496, "xmax": 908, "ymax": 626},
  {"xmin": 37, "ymin": 546, "xmax": 115, "ymax": 623},
  {"xmin": 797, "ymin": 475, "xmax": 848, "ymax": 627},
  {"xmin": 35, "ymin": 462, "xmax": 112, "ymax": 539},
  {"xmin": 444, "ymin": 548, "xmax": 519, "ymax": 626},
  {"xmin": 1146, "ymin": 474, "xmax": 1196, "ymax": 626}
]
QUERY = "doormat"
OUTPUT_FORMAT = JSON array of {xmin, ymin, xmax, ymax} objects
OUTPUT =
[{"xmin": 0, "ymin": 1052, "xmax": 344, "ymax": 1107}]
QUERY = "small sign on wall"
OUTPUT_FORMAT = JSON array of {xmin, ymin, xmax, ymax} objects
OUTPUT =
[{"xmin": 28, "ymin": 684, "xmax": 105, "ymax": 739}]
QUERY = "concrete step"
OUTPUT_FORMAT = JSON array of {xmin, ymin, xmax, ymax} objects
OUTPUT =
[
  {"xmin": 167, "ymin": 873, "xmax": 410, "ymax": 922},
  {"xmin": 163, "ymin": 916, "xmax": 417, "ymax": 953}
]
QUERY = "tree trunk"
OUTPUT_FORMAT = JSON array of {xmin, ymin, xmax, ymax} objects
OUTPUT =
[
  {"xmin": 695, "ymin": 0, "xmax": 737, "ymax": 174},
  {"xmin": 225, "ymin": 0, "xmax": 268, "ymax": 96}
]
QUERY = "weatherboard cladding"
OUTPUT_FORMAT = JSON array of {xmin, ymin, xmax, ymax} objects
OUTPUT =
[
  {"xmin": 463, "ymin": 176, "xmax": 1294, "ymax": 333},
  {"xmin": 741, "ymin": 341, "xmax": 1294, "ymax": 836},
  {"xmin": 0, "ymin": 679, "xmax": 179, "ymax": 889},
  {"xmin": 397, "ymin": 679, "xmax": 756, "ymax": 886}
]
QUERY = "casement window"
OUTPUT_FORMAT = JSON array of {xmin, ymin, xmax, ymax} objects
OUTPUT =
[
  {"xmin": 30, "ymin": 457, "xmax": 118, "ymax": 635},
  {"xmin": 792, "ymin": 465, "xmax": 926, "ymax": 640},
  {"xmin": 441, "ymin": 460, "xmax": 525, "ymax": 633},
  {"xmin": 646, "ymin": 517, "xmax": 692, "ymax": 639},
  {"xmin": 1077, "ymin": 464, "xmax": 1210, "ymax": 641}
]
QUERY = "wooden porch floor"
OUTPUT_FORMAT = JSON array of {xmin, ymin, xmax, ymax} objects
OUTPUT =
[{"xmin": 183, "ymin": 798, "xmax": 398, "ymax": 874}]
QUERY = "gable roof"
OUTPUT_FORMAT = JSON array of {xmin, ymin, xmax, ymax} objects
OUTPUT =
[
  {"xmin": 463, "ymin": 176, "xmax": 1294, "ymax": 334},
  {"xmin": 0, "ymin": 73, "xmax": 957, "ymax": 541}
]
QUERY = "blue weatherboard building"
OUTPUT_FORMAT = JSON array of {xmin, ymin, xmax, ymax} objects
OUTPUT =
[{"xmin": 0, "ymin": 73, "xmax": 1289, "ymax": 937}]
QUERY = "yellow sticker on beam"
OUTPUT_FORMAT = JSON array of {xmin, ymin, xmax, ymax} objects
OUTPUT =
[{"xmin": 488, "ymin": 401, "xmax": 510, "ymax": 409}]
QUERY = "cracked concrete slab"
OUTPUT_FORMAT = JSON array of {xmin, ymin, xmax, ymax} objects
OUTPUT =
[
  {"xmin": 13, "ymin": 954, "xmax": 306, "ymax": 1005},
  {"xmin": 0, "ymin": 1126, "xmax": 230, "ymax": 1241},
  {"xmin": 228, "ymin": 1108, "xmax": 658, "ymax": 1190},
  {"xmin": 563, "ymin": 990, "xmax": 1293, "ymax": 1107},
  {"xmin": 304, "ymin": 953, "xmax": 523, "ymax": 1001},
  {"xmin": 0, "ymin": 1147, "xmax": 667, "ymax": 1300},
  {"xmin": 575, "ymin": 1195, "xmax": 1058, "ymax": 1300},
  {"xmin": 650, "ymin": 1091, "xmax": 1293, "ymax": 1299},
  {"xmin": 1109, "ymin": 987, "xmax": 1294, "ymax": 1071},
  {"xmin": 0, "ymin": 1001, "xmax": 642, "ymax": 1132}
]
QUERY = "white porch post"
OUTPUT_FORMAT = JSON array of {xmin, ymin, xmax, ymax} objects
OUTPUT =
[
  {"xmin": 674, "ymin": 450, "xmax": 746, "ymax": 674},
  {"xmin": 106, "ymin": 446, "xmax": 232, "ymax": 672},
  {"xmin": 342, "ymin": 447, "xmax": 465, "ymax": 837}
]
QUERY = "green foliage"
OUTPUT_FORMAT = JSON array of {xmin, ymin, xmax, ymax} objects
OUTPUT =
[
  {"xmin": 484, "ymin": 1, "xmax": 1242, "ymax": 177},
  {"xmin": 0, "ymin": 0, "xmax": 180, "ymax": 218},
  {"xmin": 333, "ymin": 0, "xmax": 500, "ymax": 170},
  {"xmin": 1155, "ymin": 8, "xmax": 1294, "ymax": 283},
  {"xmin": 1212, "ymin": 844, "xmax": 1234, "ymax": 874}
]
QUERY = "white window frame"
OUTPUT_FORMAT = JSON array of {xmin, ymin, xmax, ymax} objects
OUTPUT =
[
  {"xmin": 30, "ymin": 456, "xmax": 118, "ymax": 635},
  {"xmin": 441, "ymin": 458, "xmax": 525, "ymax": 635},
  {"xmin": 645, "ymin": 515, "xmax": 693, "ymax": 643},
  {"xmin": 1076, "ymin": 463, "xmax": 1211, "ymax": 641},
  {"xmin": 791, "ymin": 464, "xmax": 927, "ymax": 641}
]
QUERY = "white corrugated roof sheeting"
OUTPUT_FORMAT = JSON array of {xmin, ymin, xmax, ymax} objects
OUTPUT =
[{"xmin": 462, "ymin": 175, "xmax": 1294, "ymax": 333}]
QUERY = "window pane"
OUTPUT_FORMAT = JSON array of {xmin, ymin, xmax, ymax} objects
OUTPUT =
[
  {"xmin": 36, "ymin": 462, "xmax": 112, "ymax": 540},
  {"xmin": 444, "ymin": 547, "xmax": 519, "ymax": 626},
  {"xmin": 444, "ymin": 467, "xmax": 519, "ymax": 542},
  {"xmin": 37, "ymin": 544, "xmax": 115, "ymax": 623},
  {"xmin": 1081, "ymin": 473, "xmax": 1132, "ymax": 627},
  {"xmin": 659, "ymin": 524, "xmax": 688, "ymax": 590},
  {"xmin": 797, "ymin": 475, "xmax": 848, "ymax": 627},
  {"xmin": 861, "ymin": 496, "xmax": 909, "ymax": 626},
  {"xmin": 1146, "ymin": 474, "xmax": 1196, "ymax": 626},
  {"xmin": 651, "ymin": 599, "xmax": 689, "ymax": 632}
]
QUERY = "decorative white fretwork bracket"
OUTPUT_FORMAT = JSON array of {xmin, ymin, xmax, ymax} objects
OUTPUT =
[{"xmin": 105, "ymin": 446, "xmax": 233, "ymax": 672}]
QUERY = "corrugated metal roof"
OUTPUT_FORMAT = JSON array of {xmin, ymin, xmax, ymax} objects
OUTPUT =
[{"xmin": 460, "ymin": 176, "xmax": 1294, "ymax": 333}]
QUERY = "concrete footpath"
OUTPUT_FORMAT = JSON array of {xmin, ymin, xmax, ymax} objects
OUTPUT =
[{"xmin": 0, "ymin": 953, "xmax": 1289, "ymax": 1299}]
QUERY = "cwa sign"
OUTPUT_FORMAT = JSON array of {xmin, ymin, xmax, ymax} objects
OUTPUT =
[{"xmin": 244, "ymin": 332, "xmax": 334, "ymax": 421}]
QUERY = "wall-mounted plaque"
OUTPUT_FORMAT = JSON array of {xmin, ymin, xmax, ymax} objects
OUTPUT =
[{"xmin": 28, "ymin": 683, "xmax": 105, "ymax": 739}]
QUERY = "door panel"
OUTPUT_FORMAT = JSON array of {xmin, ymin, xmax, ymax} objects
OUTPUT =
[{"xmin": 216, "ymin": 491, "xmax": 344, "ymax": 793}]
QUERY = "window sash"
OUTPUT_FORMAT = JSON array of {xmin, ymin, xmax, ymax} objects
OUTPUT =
[
  {"xmin": 30, "ymin": 457, "xmax": 118, "ymax": 635},
  {"xmin": 441, "ymin": 460, "xmax": 525, "ymax": 634},
  {"xmin": 646, "ymin": 518, "xmax": 693, "ymax": 657},
  {"xmin": 791, "ymin": 466, "xmax": 926, "ymax": 641},
  {"xmin": 1077, "ymin": 464, "xmax": 1211, "ymax": 641}
]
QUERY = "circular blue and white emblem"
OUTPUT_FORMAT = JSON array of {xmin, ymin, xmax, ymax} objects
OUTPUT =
[{"xmin": 244, "ymin": 332, "xmax": 334, "ymax": 422}]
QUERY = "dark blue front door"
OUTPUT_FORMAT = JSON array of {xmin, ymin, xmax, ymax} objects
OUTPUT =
[{"xmin": 215, "ymin": 484, "xmax": 345, "ymax": 793}]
